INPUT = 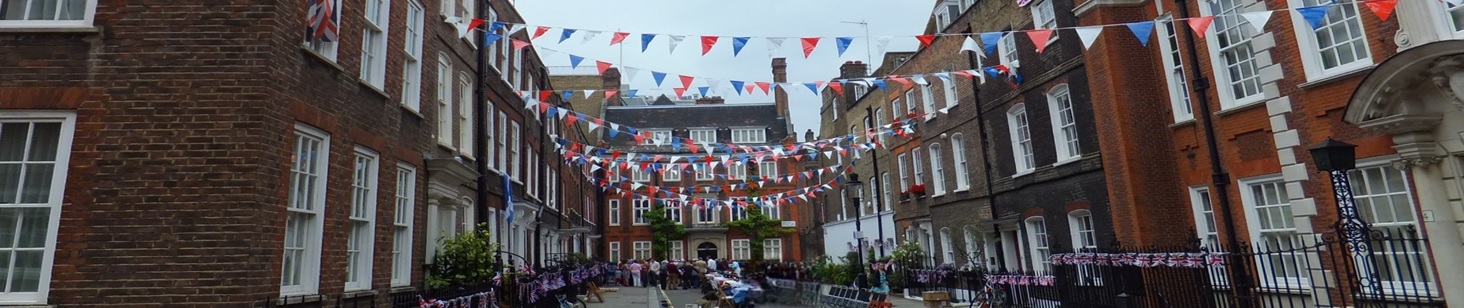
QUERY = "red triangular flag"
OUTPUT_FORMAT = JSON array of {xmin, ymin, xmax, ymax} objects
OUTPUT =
[
  {"xmin": 890, "ymin": 77, "xmax": 912, "ymax": 88},
  {"xmin": 596, "ymin": 61, "xmax": 612, "ymax": 74},
  {"xmin": 532, "ymin": 26, "xmax": 550, "ymax": 40},
  {"xmin": 511, "ymin": 39, "xmax": 530, "ymax": 50},
  {"xmin": 565, "ymin": 113, "xmax": 579, "ymax": 126},
  {"xmin": 679, "ymin": 75, "xmax": 696, "ymax": 88},
  {"xmin": 1187, "ymin": 16, "xmax": 1216, "ymax": 38},
  {"xmin": 467, "ymin": 19, "xmax": 486, "ymax": 33},
  {"xmin": 673, "ymin": 88, "xmax": 688, "ymax": 98},
  {"xmin": 538, "ymin": 102, "xmax": 550, "ymax": 113},
  {"xmin": 1026, "ymin": 29, "xmax": 1054, "ymax": 53},
  {"xmin": 539, "ymin": 91, "xmax": 553, "ymax": 101},
  {"xmin": 1364, "ymin": 0, "xmax": 1397, "ymax": 21},
  {"xmin": 829, "ymin": 81, "xmax": 844, "ymax": 95},
  {"xmin": 800, "ymin": 37, "xmax": 820, "ymax": 58},
  {"xmin": 755, "ymin": 82, "xmax": 771, "ymax": 95},
  {"xmin": 610, "ymin": 32, "xmax": 630, "ymax": 45},
  {"xmin": 916, "ymin": 34, "xmax": 936, "ymax": 48},
  {"xmin": 700, "ymin": 36, "xmax": 719, "ymax": 55},
  {"xmin": 604, "ymin": 90, "xmax": 619, "ymax": 98},
  {"xmin": 745, "ymin": 85, "xmax": 756, "ymax": 94}
]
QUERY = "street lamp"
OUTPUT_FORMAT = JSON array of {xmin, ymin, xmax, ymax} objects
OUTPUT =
[
  {"xmin": 1308, "ymin": 138, "xmax": 1383, "ymax": 294},
  {"xmin": 847, "ymin": 174, "xmax": 868, "ymax": 288}
]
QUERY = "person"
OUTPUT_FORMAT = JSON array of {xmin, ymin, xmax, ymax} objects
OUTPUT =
[
  {"xmin": 729, "ymin": 260, "xmax": 741, "ymax": 277},
  {"xmin": 648, "ymin": 258, "xmax": 662, "ymax": 288},
  {"xmin": 869, "ymin": 261, "xmax": 892, "ymax": 307},
  {"xmin": 706, "ymin": 257, "xmax": 718, "ymax": 274},
  {"xmin": 667, "ymin": 260, "xmax": 680, "ymax": 289},
  {"xmin": 628, "ymin": 260, "xmax": 644, "ymax": 287}
]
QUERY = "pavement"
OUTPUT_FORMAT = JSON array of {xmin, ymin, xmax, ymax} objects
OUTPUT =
[{"xmin": 591, "ymin": 284, "xmax": 931, "ymax": 308}]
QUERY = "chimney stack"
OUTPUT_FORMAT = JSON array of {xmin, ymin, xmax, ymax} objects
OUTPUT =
[
  {"xmin": 839, "ymin": 61, "xmax": 869, "ymax": 79},
  {"xmin": 695, "ymin": 96, "xmax": 725, "ymax": 105},
  {"xmin": 772, "ymin": 58, "xmax": 789, "ymax": 118},
  {"xmin": 602, "ymin": 67, "xmax": 623, "ymax": 106}
]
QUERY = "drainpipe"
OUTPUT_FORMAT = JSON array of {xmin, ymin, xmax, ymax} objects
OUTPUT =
[
  {"xmin": 963, "ymin": 39, "xmax": 1005, "ymax": 272},
  {"xmin": 474, "ymin": 0, "xmax": 490, "ymax": 230}
]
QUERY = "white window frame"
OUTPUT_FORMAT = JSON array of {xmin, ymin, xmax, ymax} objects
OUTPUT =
[
  {"xmin": 440, "ymin": 0, "xmax": 455, "ymax": 19},
  {"xmin": 1047, "ymin": 85, "xmax": 1080, "ymax": 163},
  {"xmin": 728, "ymin": 164, "xmax": 747, "ymax": 181},
  {"xmin": 694, "ymin": 165, "xmax": 715, "ymax": 181},
  {"xmin": 0, "ymin": 112, "xmax": 76, "ymax": 303},
  {"xmin": 632, "ymin": 199, "xmax": 651, "ymax": 225},
  {"xmin": 999, "ymin": 32, "xmax": 1019, "ymax": 68},
  {"xmin": 696, "ymin": 199, "xmax": 719, "ymax": 224},
  {"xmin": 880, "ymin": 173, "xmax": 893, "ymax": 211},
  {"xmin": 904, "ymin": 90, "xmax": 918, "ymax": 115},
  {"xmin": 436, "ymin": 54, "xmax": 454, "ymax": 148},
  {"xmin": 1031, "ymin": 0, "xmax": 1058, "ymax": 42},
  {"xmin": 631, "ymin": 168, "xmax": 651, "ymax": 182},
  {"xmin": 510, "ymin": 122, "xmax": 521, "ymax": 181},
  {"xmin": 648, "ymin": 129, "xmax": 672, "ymax": 145},
  {"xmin": 0, "ymin": 0, "xmax": 98, "ymax": 28},
  {"xmin": 670, "ymin": 241, "xmax": 685, "ymax": 260},
  {"xmin": 763, "ymin": 238, "xmax": 783, "ymax": 261},
  {"xmin": 1347, "ymin": 163, "xmax": 1433, "ymax": 294},
  {"xmin": 284, "ymin": 123, "xmax": 329, "ymax": 296},
  {"xmin": 689, "ymin": 128, "xmax": 716, "ymax": 143},
  {"xmin": 943, "ymin": 79, "xmax": 958, "ymax": 108},
  {"xmin": 401, "ymin": 0, "xmax": 425, "ymax": 112},
  {"xmin": 1189, "ymin": 186, "xmax": 1221, "ymax": 248},
  {"xmin": 1068, "ymin": 210, "xmax": 1102, "ymax": 286},
  {"xmin": 1286, "ymin": 0, "xmax": 1371, "ymax": 80},
  {"xmin": 1024, "ymin": 217, "xmax": 1050, "ymax": 272},
  {"xmin": 609, "ymin": 242, "xmax": 621, "ymax": 262},
  {"xmin": 632, "ymin": 241, "xmax": 652, "ymax": 260},
  {"xmin": 665, "ymin": 202, "xmax": 683, "ymax": 224},
  {"xmin": 731, "ymin": 128, "xmax": 765, "ymax": 144},
  {"xmin": 853, "ymin": 84, "xmax": 868, "ymax": 100},
  {"xmin": 731, "ymin": 239, "xmax": 751, "ymax": 260},
  {"xmin": 1007, "ymin": 104, "xmax": 1035, "ymax": 174},
  {"xmin": 928, "ymin": 144, "xmax": 945, "ymax": 195},
  {"xmin": 359, "ymin": 0, "xmax": 390, "ymax": 88},
  {"xmin": 897, "ymin": 153, "xmax": 910, "ymax": 192},
  {"xmin": 663, "ymin": 164, "xmax": 682, "ymax": 181},
  {"xmin": 951, "ymin": 134, "xmax": 970, "ymax": 191},
  {"xmin": 729, "ymin": 202, "xmax": 749, "ymax": 221},
  {"xmin": 302, "ymin": 0, "xmax": 341, "ymax": 60},
  {"xmin": 939, "ymin": 228, "xmax": 954, "ymax": 264},
  {"xmin": 875, "ymin": 108, "xmax": 886, "ymax": 144},
  {"xmin": 345, "ymin": 147, "xmax": 379, "ymax": 291},
  {"xmin": 484, "ymin": 105, "xmax": 496, "ymax": 171},
  {"xmin": 457, "ymin": 74, "xmax": 474, "ymax": 157},
  {"xmin": 1428, "ymin": 1, "xmax": 1464, "ymax": 40},
  {"xmin": 391, "ymin": 164, "xmax": 416, "ymax": 287},
  {"xmin": 1238, "ymin": 175, "xmax": 1307, "ymax": 289},
  {"xmin": 864, "ymin": 176, "xmax": 877, "ymax": 216},
  {"xmin": 1156, "ymin": 14, "xmax": 1194, "ymax": 122},
  {"xmin": 912, "ymin": 148, "xmax": 925, "ymax": 186},
  {"xmin": 1199, "ymin": 0, "xmax": 1265, "ymax": 108},
  {"xmin": 759, "ymin": 161, "xmax": 777, "ymax": 177},
  {"xmin": 608, "ymin": 199, "xmax": 621, "ymax": 226},
  {"xmin": 921, "ymin": 85, "xmax": 936, "ymax": 121},
  {"xmin": 761, "ymin": 203, "xmax": 779, "ymax": 220},
  {"xmin": 497, "ymin": 112, "xmax": 507, "ymax": 170}
]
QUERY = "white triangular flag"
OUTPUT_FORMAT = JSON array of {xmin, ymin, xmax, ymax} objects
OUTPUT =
[
  {"xmin": 667, "ymin": 35, "xmax": 686, "ymax": 54},
  {"xmin": 623, "ymin": 67, "xmax": 642, "ymax": 83},
  {"xmin": 580, "ymin": 30, "xmax": 601, "ymax": 44},
  {"xmin": 556, "ymin": 108, "xmax": 569, "ymax": 120},
  {"xmin": 767, "ymin": 37, "xmax": 787, "ymax": 54},
  {"xmin": 582, "ymin": 90, "xmax": 596, "ymax": 98},
  {"xmin": 875, "ymin": 36, "xmax": 892, "ymax": 56},
  {"xmin": 705, "ymin": 78, "xmax": 724, "ymax": 90},
  {"xmin": 508, "ymin": 24, "xmax": 526, "ymax": 35},
  {"xmin": 1074, "ymin": 27, "xmax": 1103, "ymax": 50},
  {"xmin": 967, "ymin": 70, "xmax": 985, "ymax": 84},
  {"xmin": 912, "ymin": 75, "xmax": 929, "ymax": 85},
  {"xmin": 1240, "ymin": 11, "xmax": 1272, "ymax": 34},
  {"xmin": 587, "ymin": 120, "xmax": 600, "ymax": 132},
  {"xmin": 960, "ymin": 37, "xmax": 979, "ymax": 53}
]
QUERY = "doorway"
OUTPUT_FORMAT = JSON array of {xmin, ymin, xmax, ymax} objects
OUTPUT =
[{"xmin": 696, "ymin": 242, "xmax": 718, "ymax": 259}]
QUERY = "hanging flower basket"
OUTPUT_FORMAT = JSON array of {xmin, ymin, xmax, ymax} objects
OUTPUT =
[{"xmin": 909, "ymin": 185, "xmax": 927, "ymax": 198}]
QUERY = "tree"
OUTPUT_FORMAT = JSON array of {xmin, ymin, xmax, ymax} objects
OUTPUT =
[
  {"xmin": 646, "ymin": 202, "xmax": 685, "ymax": 260},
  {"xmin": 724, "ymin": 206, "xmax": 794, "ymax": 262}
]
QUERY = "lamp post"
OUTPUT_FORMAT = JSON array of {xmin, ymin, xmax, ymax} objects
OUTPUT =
[
  {"xmin": 847, "ymin": 174, "xmax": 868, "ymax": 288},
  {"xmin": 864, "ymin": 106, "xmax": 889, "ymax": 259},
  {"xmin": 1308, "ymin": 138, "xmax": 1384, "ymax": 295}
]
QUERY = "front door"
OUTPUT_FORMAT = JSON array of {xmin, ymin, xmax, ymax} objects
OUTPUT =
[{"xmin": 697, "ymin": 242, "xmax": 718, "ymax": 259}]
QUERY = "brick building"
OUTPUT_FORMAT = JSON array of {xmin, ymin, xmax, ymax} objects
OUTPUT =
[{"xmin": 0, "ymin": 0, "xmax": 595, "ymax": 306}]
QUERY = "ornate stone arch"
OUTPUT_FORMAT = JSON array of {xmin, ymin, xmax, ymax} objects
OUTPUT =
[{"xmin": 1345, "ymin": 40, "xmax": 1464, "ymax": 167}]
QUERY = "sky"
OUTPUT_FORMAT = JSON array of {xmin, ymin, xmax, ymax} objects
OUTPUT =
[{"xmin": 512, "ymin": 0, "xmax": 935, "ymax": 135}]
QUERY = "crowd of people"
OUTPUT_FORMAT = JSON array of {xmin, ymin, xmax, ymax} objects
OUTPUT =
[{"xmin": 606, "ymin": 257, "xmax": 743, "ymax": 289}]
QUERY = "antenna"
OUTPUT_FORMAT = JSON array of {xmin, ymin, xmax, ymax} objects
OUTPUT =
[{"xmin": 840, "ymin": 20, "xmax": 874, "ymax": 75}]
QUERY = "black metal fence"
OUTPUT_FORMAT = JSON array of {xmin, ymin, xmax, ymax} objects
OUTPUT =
[{"xmin": 263, "ymin": 263, "xmax": 607, "ymax": 308}]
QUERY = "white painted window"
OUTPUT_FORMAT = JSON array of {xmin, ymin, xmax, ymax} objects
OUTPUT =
[
  {"xmin": 664, "ymin": 202, "xmax": 683, "ymax": 224},
  {"xmin": 763, "ymin": 239, "xmax": 783, "ymax": 261},
  {"xmin": 695, "ymin": 165, "xmax": 715, "ymax": 181},
  {"xmin": 962, "ymin": 226, "xmax": 981, "ymax": 267},
  {"xmin": 1024, "ymin": 217, "xmax": 1050, "ymax": 272},
  {"xmin": 731, "ymin": 128, "xmax": 765, "ymax": 144},
  {"xmin": 912, "ymin": 148, "xmax": 925, "ymax": 186},
  {"xmin": 511, "ymin": 46, "xmax": 524, "ymax": 89},
  {"xmin": 510, "ymin": 123, "xmax": 521, "ymax": 180},
  {"xmin": 359, "ymin": 0, "xmax": 389, "ymax": 88},
  {"xmin": 401, "ymin": 1, "xmax": 425, "ymax": 112},
  {"xmin": 1239, "ymin": 176, "xmax": 1306, "ymax": 288},
  {"xmin": 928, "ymin": 144, "xmax": 945, "ymax": 195},
  {"xmin": 1032, "ymin": 0, "xmax": 1056, "ymax": 30},
  {"xmin": 689, "ymin": 128, "xmax": 716, "ymax": 143},
  {"xmin": 934, "ymin": 0, "xmax": 960, "ymax": 30},
  {"xmin": 1288, "ymin": 0, "xmax": 1371, "ymax": 79},
  {"xmin": 696, "ymin": 200, "xmax": 719, "ymax": 224},
  {"xmin": 648, "ymin": 129, "xmax": 671, "ymax": 145},
  {"xmin": 1047, "ymin": 85, "xmax": 1080, "ymax": 162},
  {"xmin": 609, "ymin": 242, "xmax": 621, "ymax": 261},
  {"xmin": 0, "ymin": 0, "xmax": 97, "ymax": 27},
  {"xmin": 525, "ymin": 151, "xmax": 537, "ymax": 197},
  {"xmin": 921, "ymin": 85, "xmax": 936, "ymax": 120},
  {"xmin": 889, "ymin": 99, "xmax": 903, "ymax": 124},
  {"xmin": 731, "ymin": 239, "xmax": 751, "ymax": 260},
  {"xmin": 1008, "ymin": 105, "xmax": 1035, "ymax": 173},
  {"xmin": 1069, "ymin": 210, "xmax": 1102, "ymax": 285},
  {"xmin": 1156, "ymin": 15, "xmax": 1194, "ymax": 122},
  {"xmin": 1347, "ymin": 164, "xmax": 1431, "ymax": 293},
  {"xmin": 951, "ymin": 134, "xmax": 970, "ymax": 190},
  {"xmin": 1189, "ymin": 187, "xmax": 1220, "ymax": 248},
  {"xmin": 0, "ymin": 112, "xmax": 75, "ymax": 303},
  {"xmin": 497, "ymin": 112, "xmax": 507, "ymax": 170},
  {"xmin": 880, "ymin": 173, "xmax": 893, "ymax": 211},
  {"xmin": 608, "ymin": 199, "xmax": 620, "ymax": 226},
  {"xmin": 864, "ymin": 176, "xmax": 878, "ymax": 215},
  {"xmin": 663, "ymin": 164, "xmax": 682, "ymax": 181},
  {"xmin": 874, "ymin": 108, "xmax": 886, "ymax": 144},
  {"xmin": 999, "ymin": 32, "xmax": 1019, "ymax": 68},
  {"xmin": 728, "ymin": 164, "xmax": 747, "ymax": 180},
  {"xmin": 391, "ymin": 164, "xmax": 415, "ymax": 287},
  {"xmin": 904, "ymin": 90, "xmax": 918, "ymax": 114},
  {"xmin": 631, "ymin": 167, "xmax": 651, "ymax": 182},
  {"xmin": 830, "ymin": 96, "xmax": 840, "ymax": 120},
  {"xmin": 456, "ymin": 0, "xmax": 473, "ymax": 24},
  {"xmin": 1200, "ymin": 0, "xmax": 1264, "ymax": 108},
  {"xmin": 758, "ymin": 161, "xmax": 777, "ymax": 177},
  {"xmin": 439, "ymin": 0, "xmax": 454, "ymax": 18},
  {"xmin": 670, "ymin": 241, "xmax": 685, "ymax": 260},
  {"xmin": 761, "ymin": 203, "xmax": 779, "ymax": 220},
  {"xmin": 632, "ymin": 199, "xmax": 651, "ymax": 225},
  {"xmin": 838, "ymin": 189, "xmax": 848, "ymax": 220},
  {"xmin": 1435, "ymin": 1, "xmax": 1464, "ymax": 39},
  {"xmin": 633, "ymin": 241, "xmax": 652, "ymax": 260},
  {"xmin": 943, "ymin": 79, "xmax": 958, "ymax": 108},
  {"xmin": 484, "ymin": 105, "xmax": 496, "ymax": 171},
  {"xmin": 345, "ymin": 148, "xmax": 379, "ymax": 291},
  {"xmin": 457, "ymin": 74, "xmax": 473, "ymax": 157},
  {"xmin": 897, "ymin": 153, "xmax": 910, "ymax": 192},
  {"xmin": 284, "ymin": 124, "xmax": 329, "ymax": 295},
  {"xmin": 730, "ymin": 202, "xmax": 749, "ymax": 221},
  {"xmin": 301, "ymin": 0, "xmax": 340, "ymax": 60},
  {"xmin": 853, "ymin": 84, "xmax": 868, "ymax": 99},
  {"xmin": 436, "ymin": 54, "xmax": 454, "ymax": 147}
]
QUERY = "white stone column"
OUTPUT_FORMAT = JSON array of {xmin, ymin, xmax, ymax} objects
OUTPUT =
[
  {"xmin": 1407, "ymin": 159, "xmax": 1464, "ymax": 305},
  {"xmin": 1392, "ymin": 0, "xmax": 1447, "ymax": 51}
]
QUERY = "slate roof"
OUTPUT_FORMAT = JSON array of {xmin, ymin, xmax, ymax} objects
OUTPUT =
[{"xmin": 602, "ymin": 103, "xmax": 790, "ymax": 148}]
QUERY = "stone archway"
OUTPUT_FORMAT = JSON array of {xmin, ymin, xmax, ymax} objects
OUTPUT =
[{"xmin": 696, "ymin": 242, "xmax": 718, "ymax": 260}]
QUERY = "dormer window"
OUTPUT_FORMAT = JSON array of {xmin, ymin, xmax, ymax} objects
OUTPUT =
[{"xmin": 934, "ymin": 0, "xmax": 962, "ymax": 30}]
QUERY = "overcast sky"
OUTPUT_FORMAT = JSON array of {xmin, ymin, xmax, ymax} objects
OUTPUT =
[{"xmin": 513, "ymin": 0, "xmax": 934, "ymax": 135}]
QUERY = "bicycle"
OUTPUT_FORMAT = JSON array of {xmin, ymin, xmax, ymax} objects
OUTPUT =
[
  {"xmin": 970, "ymin": 283, "xmax": 1008, "ymax": 308},
  {"xmin": 556, "ymin": 292, "xmax": 587, "ymax": 308}
]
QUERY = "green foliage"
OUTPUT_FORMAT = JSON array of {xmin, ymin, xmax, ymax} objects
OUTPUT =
[
  {"xmin": 426, "ymin": 223, "xmax": 501, "ymax": 289},
  {"xmin": 809, "ymin": 255, "xmax": 853, "ymax": 285},
  {"xmin": 723, "ymin": 208, "xmax": 794, "ymax": 262},
  {"xmin": 888, "ymin": 242, "xmax": 926, "ymax": 291},
  {"xmin": 646, "ymin": 202, "xmax": 686, "ymax": 260}
]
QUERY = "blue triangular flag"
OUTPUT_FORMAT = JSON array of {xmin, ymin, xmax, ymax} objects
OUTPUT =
[
  {"xmin": 628, "ymin": 89, "xmax": 639, "ymax": 97},
  {"xmin": 652, "ymin": 71, "xmax": 667, "ymax": 87},
  {"xmin": 872, "ymin": 79, "xmax": 887, "ymax": 91},
  {"xmin": 980, "ymin": 32, "xmax": 1003, "ymax": 55},
  {"xmin": 732, "ymin": 37, "xmax": 750, "ymax": 56},
  {"xmin": 547, "ymin": 105, "xmax": 560, "ymax": 117},
  {"xmin": 489, "ymin": 22, "xmax": 505, "ymax": 33},
  {"xmin": 698, "ymin": 86, "xmax": 710, "ymax": 97},
  {"xmin": 484, "ymin": 33, "xmax": 503, "ymax": 45},
  {"xmin": 984, "ymin": 67, "xmax": 1002, "ymax": 79},
  {"xmin": 1126, "ymin": 21, "xmax": 1155, "ymax": 46},
  {"xmin": 641, "ymin": 34, "xmax": 656, "ymax": 52},
  {"xmin": 560, "ymin": 28, "xmax": 577, "ymax": 43},
  {"xmin": 804, "ymin": 82, "xmax": 819, "ymax": 94},
  {"xmin": 1296, "ymin": 6, "xmax": 1330, "ymax": 30},
  {"xmin": 568, "ymin": 54, "xmax": 585, "ymax": 69},
  {"xmin": 836, "ymin": 37, "xmax": 854, "ymax": 56},
  {"xmin": 608, "ymin": 128, "xmax": 618, "ymax": 139},
  {"xmin": 730, "ymin": 80, "xmax": 745, "ymax": 94}
]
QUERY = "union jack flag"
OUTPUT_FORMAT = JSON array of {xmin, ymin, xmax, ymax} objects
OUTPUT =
[{"xmin": 306, "ymin": 0, "xmax": 339, "ymax": 42}]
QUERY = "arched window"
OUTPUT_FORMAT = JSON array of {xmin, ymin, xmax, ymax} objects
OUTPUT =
[
  {"xmin": 939, "ymin": 227, "xmax": 955, "ymax": 265},
  {"xmin": 1024, "ymin": 216, "xmax": 1050, "ymax": 272}
]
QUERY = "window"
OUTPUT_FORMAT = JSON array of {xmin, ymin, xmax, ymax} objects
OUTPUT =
[
  {"xmin": 695, "ymin": 165, "xmax": 715, "ymax": 181},
  {"xmin": 631, "ymin": 167, "xmax": 651, "ymax": 182},
  {"xmin": 1437, "ymin": 1, "xmax": 1464, "ymax": 39},
  {"xmin": 863, "ymin": 176, "xmax": 877, "ymax": 215},
  {"xmin": 484, "ymin": 105, "xmax": 496, "ymax": 171},
  {"xmin": 609, "ymin": 242, "xmax": 621, "ymax": 261},
  {"xmin": 664, "ymin": 203, "xmax": 683, "ymax": 224},
  {"xmin": 889, "ymin": 99, "xmax": 903, "ymax": 123},
  {"xmin": 301, "ymin": 0, "xmax": 341, "ymax": 60},
  {"xmin": 1047, "ymin": 85, "xmax": 1080, "ymax": 162},
  {"xmin": 1156, "ymin": 15, "xmax": 1194, "ymax": 122},
  {"xmin": 1007, "ymin": 105, "xmax": 1035, "ymax": 173},
  {"xmin": 758, "ymin": 161, "xmax": 777, "ymax": 177},
  {"xmin": 1032, "ymin": 0, "xmax": 1057, "ymax": 31},
  {"xmin": 608, "ymin": 199, "xmax": 620, "ymax": 226},
  {"xmin": 913, "ymin": 148, "xmax": 926, "ymax": 187},
  {"xmin": 0, "ymin": 0, "xmax": 97, "ymax": 27},
  {"xmin": 632, "ymin": 199, "xmax": 651, "ymax": 225},
  {"xmin": 510, "ymin": 123, "xmax": 521, "ymax": 180},
  {"xmin": 0, "ymin": 112, "xmax": 75, "ymax": 303},
  {"xmin": 897, "ymin": 154, "xmax": 910, "ymax": 192},
  {"xmin": 1201, "ymin": 0, "xmax": 1264, "ymax": 107},
  {"xmin": 497, "ymin": 112, "xmax": 507, "ymax": 170},
  {"xmin": 880, "ymin": 173, "xmax": 893, "ymax": 211},
  {"xmin": 730, "ymin": 203, "xmax": 749, "ymax": 221},
  {"xmin": 436, "ymin": 54, "xmax": 453, "ymax": 147},
  {"xmin": 943, "ymin": 79, "xmax": 958, "ymax": 108},
  {"xmin": 1289, "ymin": 0, "xmax": 1370, "ymax": 78},
  {"xmin": 696, "ymin": 199, "xmax": 718, "ymax": 224},
  {"xmin": 904, "ymin": 90, "xmax": 918, "ymax": 114},
  {"xmin": 950, "ymin": 134, "xmax": 970, "ymax": 190},
  {"xmin": 830, "ymin": 97, "xmax": 840, "ymax": 120},
  {"xmin": 345, "ymin": 149, "xmax": 378, "ymax": 291},
  {"xmin": 457, "ymin": 75, "xmax": 473, "ymax": 157},
  {"xmin": 763, "ymin": 239, "xmax": 783, "ymax": 261},
  {"xmin": 1240, "ymin": 176, "xmax": 1305, "ymax": 287},
  {"xmin": 731, "ymin": 128, "xmax": 765, "ymax": 143},
  {"xmin": 999, "ymin": 32, "xmax": 1018, "ymax": 68},
  {"xmin": 689, "ymin": 128, "xmax": 716, "ymax": 143},
  {"xmin": 761, "ymin": 203, "xmax": 779, "ymax": 220},
  {"xmin": 1025, "ymin": 217, "xmax": 1050, "ymax": 272},
  {"xmin": 633, "ymin": 241, "xmax": 652, "ymax": 260},
  {"xmin": 853, "ymin": 84, "xmax": 868, "ymax": 99},
  {"xmin": 284, "ymin": 124, "xmax": 329, "ymax": 295},
  {"xmin": 511, "ymin": 47, "xmax": 523, "ymax": 89},
  {"xmin": 1069, "ymin": 210, "xmax": 1102, "ymax": 285},
  {"xmin": 838, "ymin": 190, "xmax": 848, "ymax": 220},
  {"xmin": 929, "ymin": 144, "xmax": 946, "ymax": 195},
  {"xmin": 728, "ymin": 164, "xmax": 747, "ymax": 181},
  {"xmin": 391, "ymin": 165, "xmax": 415, "ymax": 286},
  {"xmin": 440, "ymin": 0, "xmax": 455, "ymax": 18},
  {"xmin": 731, "ymin": 240, "xmax": 751, "ymax": 260},
  {"xmin": 921, "ymin": 85, "xmax": 936, "ymax": 120},
  {"xmin": 663, "ymin": 164, "xmax": 682, "ymax": 181},
  {"xmin": 401, "ymin": 1, "xmax": 425, "ymax": 112},
  {"xmin": 874, "ymin": 108, "xmax": 886, "ymax": 144},
  {"xmin": 359, "ymin": 0, "xmax": 389, "ymax": 88},
  {"xmin": 939, "ymin": 228, "xmax": 954, "ymax": 264},
  {"xmin": 670, "ymin": 241, "xmax": 685, "ymax": 260},
  {"xmin": 1348, "ymin": 165, "xmax": 1431, "ymax": 292},
  {"xmin": 1189, "ymin": 187, "xmax": 1220, "ymax": 247},
  {"xmin": 648, "ymin": 129, "xmax": 672, "ymax": 145}
]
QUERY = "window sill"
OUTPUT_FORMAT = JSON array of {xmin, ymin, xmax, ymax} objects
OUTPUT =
[
  {"xmin": 1214, "ymin": 98, "xmax": 1268, "ymax": 117},
  {"xmin": 953, "ymin": 187, "xmax": 970, "ymax": 193},
  {"xmin": 300, "ymin": 46, "xmax": 345, "ymax": 73},
  {"xmin": 1169, "ymin": 118, "xmax": 1196, "ymax": 128},
  {"xmin": 399, "ymin": 104, "xmax": 425, "ymax": 119},
  {"xmin": 390, "ymin": 286, "xmax": 417, "ymax": 294},
  {"xmin": 437, "ymin": 143, "xmax": 457, "ymax": 152},
  {"xmin": 1052, "ymin": 157, "xmax": 1081, "ymax": 167},
  {"xmin": 1011, "ymin": 170, "xmax": 1034, "ymax": 178},
  {"xmin": 274, "ymin": 294, "xmax": 324, "ymax": 306},
  {"xmin": 0, "ymin": 26, "xmax": 100, "ymax": 33},
  {"xmin": 1296, "ymin": 65, "xmax": 1373, "ymax": 89},
  {"xmin": 359, "ymin": 79, "xmax": 390, "ymax": 99},
  {"xmin": 342, "ymin": 290, "xmax": 376, "ymax": 299}
]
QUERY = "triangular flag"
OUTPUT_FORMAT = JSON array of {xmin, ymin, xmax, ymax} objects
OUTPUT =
[
  {"xmin": 732, "ymin": 37, "xmax": 750, "ymax": 56},
  {"xmin": 679, "ymin": 75, "xmax": 696, "ymax": 88},
  {"xmin": 580, "ymin": 30, "xmax": 601, "ymax": 44},
  {"xmin": 604, "ymin": 90, "xmax": 619, "ymax": 99},
  {"xmin": 804, "ymin": 82, "xmax": 820, "ymax": 94},
  {"xmin": 463, "ymin": 19, "xmax": 485, "ymax": 38},
  {"xmin": 511, "ymin": 39, "xmax": 531, "ymax": 50},
  {"xmin": 483, "ymin": 33, "xmax": 503, "ymax": 45},
  {"xmin": 668, "ymin": 35, "xmax": 686, "ymax": 54},
  {"xmin": 623, "ymin": 67, "xmax": 642, "ymax": 82},
  {"xmin": 568, "ymin": 55, "xmax": 586, "ymax": 69},
  {"xmin": 874, "ymin": 36, "xmax": 892, "ymax": 55},
  {"xmin": 755, "ymin": 82, "xmax": 771, "ymax": 95},
  {"xmin": 582, "ymin": 90, "xmax": 596, "ymax": 99},
  {"xmin": 652, "ymin": 71, "xmax": 668, "ymax": 87},
  {"xmin": 836, "ymin": 37, "xmax": 854, "ymax": 56},
  {"xmin": 960, "ymin": 36, "xmax": 979, "ymax": 53},
  {"xmin": 560, "ymin": 91, "xmax": 573, "ymax": 102},
  {"xmin": 610, "ymin": 32, "xmax": 630, "ymax": 45},
  {"xmin": 1074, "ymin": 27, "xmax": 1103, "ymax": 50},
  {"xmin": 916, "ymin": 34, "xmax": 936, "ymax": 48},
  {"xmin": 559, "ymin": 28, "xmax": 577, "ymax": 43},
  {"xmin": 508, "ymin": 24, "xmax": 526, "ymax": 35},
  {"xmin": 871, "ymin": 79, "xmax": 887, "ymax": 91},
  {"xmin": 627, "ymin": 89, "xmax": 639, "ymax": 97},
  {"xmin": 1296, "ymin": 6, "xmax": 1331, "ymax": 30},
  {"xmin": 980, "ymin": 32, "xmax": 1003, "ymax": 55},
  {"xmin": 673, "ymin": 88, "xmax": 688, "ymax": 98},
  {"xmin": 730, "ymin": 80, "xmax": 745, "ymax": 94},
  {"xmin": 1126, "ymin": 21, "xmax": 1155, "ymax": 46},
  {"xmin": 1187, "ymin": 16, "xmax": 1216, "ymax": 38},
  {"xmin": 700, "ymin": 36, "xmax": 719, "ymax": 55},
  {"xmin": 1364, "ymin": 0, "xmax": 1396, "ymax": 21},
  {"xmin": 1239, "ymin": 11, "xmax": 1272, "ymax": 33},
  {"xmin": 829, "ymin": 82, "xmax": 843, "ymax": 95},
  {"xmin": 745, "ymin": 85, "xmax": 755, "ymax": 95},
  {"xmin": 532, "ymin": 26, "xmax": 550, "ymax": 40},
  {"xmin": 698, "ymin": 86, "xmax": 710, "ymax": 97},
  {"xmin": 595, "ymin": 61, "xmax": 612, "ymax": 74},
  {"xmin": 766, "ymin": 37, "xmax": 787, "ymax": 54},
  {"xmin": 1026, "ymin": 29, "xmax": 1054, "ymax": 53},
  {"xmin": 800, "ymin": 37, "xmax": 820, "ymax": 58},
  {"xmin": 640, "ymin": 34, "xmax": 656, "ymax": 52}
]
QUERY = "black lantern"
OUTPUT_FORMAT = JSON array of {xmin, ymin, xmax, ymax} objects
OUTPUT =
[
  {"xmin": 1308, "ymin": 138, "xmax": 1357, "ymax": 172},
  {"xmin": 847, "ymin": 173, "xmax": 864, "ymax": 192}
]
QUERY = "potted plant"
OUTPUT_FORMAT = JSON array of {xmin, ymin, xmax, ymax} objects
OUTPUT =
[
  {"xmin": 908, "ymin": 184, "xmax": 928, "ymax": 198},
  {"xmin": 899, "ymin": 191, "xmax": 911, "ymax": 202}
]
